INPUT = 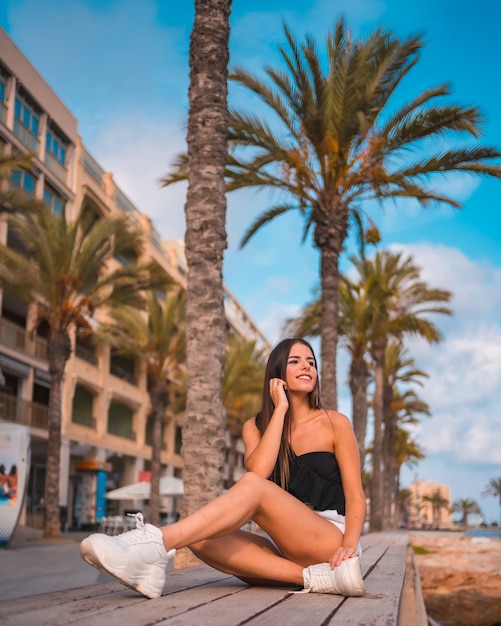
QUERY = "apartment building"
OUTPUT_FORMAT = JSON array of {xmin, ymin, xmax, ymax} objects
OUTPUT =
[
  {"xmin": 0, "ymin": 28, "xmax": 269, "ymax": 530},
  {"xmin": 407, "ymin": 480, "xmax": 453, "ymax": 529}
]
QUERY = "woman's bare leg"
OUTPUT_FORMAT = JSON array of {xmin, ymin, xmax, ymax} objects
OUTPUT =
[
  {"xmin": 160, "ymin": 472, "xmax": 344, "ymax": 584},
  {"xmin": 190, "ymin": 531, "xmax": 303, "ymax": 586}
]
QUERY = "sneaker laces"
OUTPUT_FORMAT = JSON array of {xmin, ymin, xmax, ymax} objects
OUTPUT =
[
  {"xmin": 308, "ymin": 566, "xmax": 338, "ymax": 593},
  {"xmin": 115, "ymin": 512, "xmax": 160, "ymax": 545},
  {"xmin": 127, "ymin": 511, "xmax": 146, "ymax": 530}
]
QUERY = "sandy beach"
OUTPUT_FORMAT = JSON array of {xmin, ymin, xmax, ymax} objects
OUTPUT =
[{"xmin": 409, "ymin": 532, "xmax": 501, "ymax": 626}]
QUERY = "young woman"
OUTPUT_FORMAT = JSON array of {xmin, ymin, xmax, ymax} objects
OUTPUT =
[{"xmin": 80, "ymin": 338, "xmax": 367, "ymax": 599}]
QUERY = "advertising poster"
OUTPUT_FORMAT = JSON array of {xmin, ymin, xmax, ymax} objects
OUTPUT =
[{"xmin": 0, "ymin": 423, "xmax": 30, "ymax": 547}]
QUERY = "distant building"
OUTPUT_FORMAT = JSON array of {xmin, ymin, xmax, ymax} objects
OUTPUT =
[
  {"xmin": 407, "ymin": 480, "xmax": 452, "ymax": 529},
  {"xmin": 0, "ymin": 28, "xmax": 269, "ymax": 529}
]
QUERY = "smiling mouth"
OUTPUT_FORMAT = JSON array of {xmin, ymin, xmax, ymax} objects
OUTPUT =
[{"xmin": 297, "ymin": 375, "xmax": 312, "ymax": 380}]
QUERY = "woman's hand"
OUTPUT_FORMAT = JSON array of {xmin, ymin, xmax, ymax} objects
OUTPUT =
[
  {"xmin": 269, "ymin": 378, "xmax": 289, "ymax": 411},
  {"xmin": 328, "ymin": 544, "xmax": 359, "ymax": 568}
]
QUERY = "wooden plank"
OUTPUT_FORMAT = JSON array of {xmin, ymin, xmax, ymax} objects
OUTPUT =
[
  {"xmin": 242, "ymin": 588, "xmax": 345, "ymax": 626},
  {"xmin": 0, "ymin": 582, "xmax": 125, "ymax": 618},
  {"xmin": 156, "ymin": 585, "xmax": 294, "ymax": 626},
  {"xmin": 327, "ymin": 542, "xmax": 408, "ymax": 625},
  {"xmin": 1, "ymin": 591, "xmax": 145, "ymax": 626},
  {"xmin": 0, "ymin": 567, "xmax": 233, "ymax": 626},
  {"xmin": 66, "ymin": 579, "xmax": 249, "ymax": 626}
]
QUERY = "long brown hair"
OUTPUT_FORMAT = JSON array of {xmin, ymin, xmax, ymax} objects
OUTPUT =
[{"xmin": 255, "ymin": 338, "xmax": 321, "ymax": 487}]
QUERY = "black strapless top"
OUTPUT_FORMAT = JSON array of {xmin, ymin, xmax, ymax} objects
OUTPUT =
[{"xmin": 277, "ymin": 451, "xmax": 345, "ymax": 514}]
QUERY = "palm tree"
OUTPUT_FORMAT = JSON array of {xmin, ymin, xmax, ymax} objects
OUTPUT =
[
  {"xmin": 357, "ymin": 250, "xmax": 451, "ymax": 531},
  {"xmin": 450, "ymin": 497, "xmax": 482, "ymax": 529},
  {"xmin": 95, "ymin": 289, "xmax": 186, "ymax": 525},
  {"xmin": 0, "ymin": 199, "xmax": 157, "ymax": 537},
  {"xmin": 188, "ymin": 18, "xmax": 501, "ymax": 412},
  {"xmin": 398, "ymin": 487, "xmax": 412, "ymax": 527},
  {"xmin": 481, "ymin": 477, "xmax": 501, "ymax": 526},
  {"xmin": 176, "ymin": 0, "xmax": 231, "ymax": 523},
  {"xmin": 222, "ymin": 334, "xmax": 266, "ymax": 487},
  {"xmin": 382, "ymin": 342, "xmax": 429, "ymax": 527},
  {"xmin": 395, "ymin": 430, "xmax": 424, "ymax": 525},
  {"xmin": 422, "ymin": 490, "xmax": 450, "ymax": 529}
]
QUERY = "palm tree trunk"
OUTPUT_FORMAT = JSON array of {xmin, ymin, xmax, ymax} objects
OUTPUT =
[
  {"xmin": 369, "ymin": 344, "xmax": 385, "ymax": 532},
  {"xmin": 382, "ymin": 385, "xmax": 397, "ymax": 529},
  {"xmin": 319, "ymin": 245, "xmax": 340, "ymax": 409},
  {"xmin": 43, "ymin": 330, "xmax": 71, "ymax": 539},
  {"xmin": 349, "ymin": 356, "xmax": 369, "ymax": 468},
  {"xmin": 148, "ymin": 381, "xmax": 169, "ymax": 526},
  {"xmin": 384, "ymin": 415, "xmax": 398, "ymax": 528},
  {"xmin": 181, "ymin": 0, "xmax": 231, "ymax": 523}
]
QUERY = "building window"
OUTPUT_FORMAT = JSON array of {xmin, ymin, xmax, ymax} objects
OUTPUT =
[
  {"xmin": 72, "ymin": 384, "xmax": 95, "ymax": 428},
  {"xmin": 75, "ymin": 332, "xmax": 97, "ymax": 365},
  {"xmin": 14, "ymin": 90, "xmax": 40, "ymax": 152},
  {"xmin": 109, "ymin": 349, "xmax": 137, "ymax": 385},
  {"xmin": 43, "ymin": 183, "xmax": 65, "ymax": 215},
  {"xmin": 45, "ymin": 123, "xmax": 69, "ymax": 182},
  {"xmin": 107, "ymin": 401, "xmax": 135, "ymax": 440},
  {"xmin": 46, "ymin": 125, "xmax": 67, "ymax": 167},
  {"xmin": 11, "ymin": 168, "xmax": 36, "ymax": 195},
  {"xmin": 0, "ymin": 65, "xmax": 8, "ymax": 124},
  {"xmin": 0, "ymin": 68, "xmax": 6, "ymax": 102}
]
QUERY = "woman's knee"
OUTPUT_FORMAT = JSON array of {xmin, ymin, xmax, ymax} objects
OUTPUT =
[{"xmin": 236, "ymin": 470, "xmax": 269, "ymax": 492}]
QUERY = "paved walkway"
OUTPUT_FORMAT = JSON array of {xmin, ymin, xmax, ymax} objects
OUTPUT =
[{"xmin": 0, "ymin": 525, "xmax": 112, "ymax": 600}]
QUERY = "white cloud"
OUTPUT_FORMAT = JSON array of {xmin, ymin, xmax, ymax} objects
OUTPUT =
[
  {"xmin": 389, "ymin": 242, "xmax": 501, "ymax": 321},
  {"xmin": 89, "ymin": 115, "xmax": 187, "ymax": 240},
  {"xmin": 378, "ymin": 243, "xmax": 501, "ymax": 505},
  {"xmin": 255, "ymin": 301, "xmax": 303, "ymax": 344}
]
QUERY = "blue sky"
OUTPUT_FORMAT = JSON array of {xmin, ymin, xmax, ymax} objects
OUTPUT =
[{"xmin": 1, "ymin": 0, "xmax": 500, "ymax": 524}]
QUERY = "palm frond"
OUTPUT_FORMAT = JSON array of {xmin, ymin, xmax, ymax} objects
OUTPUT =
[{"xmin": 239, "ymin": 204, "xmax": 296, "ymax": 247}]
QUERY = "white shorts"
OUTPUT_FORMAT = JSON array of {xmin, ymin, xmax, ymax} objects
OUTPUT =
[{"xmin": 317, "ymin": 509, "xmax": 362, "ymax": 557}]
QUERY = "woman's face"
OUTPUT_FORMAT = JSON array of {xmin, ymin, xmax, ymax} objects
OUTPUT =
[{"xmin": 285, "ymin": 342, "xmax": 317, "ymax": 393}]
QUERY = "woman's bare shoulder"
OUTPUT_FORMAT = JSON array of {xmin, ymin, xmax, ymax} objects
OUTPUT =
[
  {"xmin": 323, "ymin": 409, "xmax": 353, "ymax": 431},
  {"xmin": 242, "ymin": 416, "xmax": 258, "ymax": 435}
]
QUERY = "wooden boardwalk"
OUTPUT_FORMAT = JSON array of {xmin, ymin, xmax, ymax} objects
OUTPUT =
[{"xmin": 0, "ymin": 532, "xmax": 427, "ymax": 626}]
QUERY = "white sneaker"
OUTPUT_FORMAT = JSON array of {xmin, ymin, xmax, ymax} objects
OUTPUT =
[
  {"xmin": 302, "ymin": 557, "xmax": 366, "ymax": 596},
  {"xmin": 80, "ymin": 512, "xmax": 175, "ymax": 599}
]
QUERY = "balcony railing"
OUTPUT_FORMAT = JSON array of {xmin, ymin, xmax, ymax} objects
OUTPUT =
[
  {"xmin": 0, "ymin": 318, "xmax": 26, "ymax": 351},
  {"xmin": 115, "ymin": 188, "xmax": 140, "ymax": 225},
  {"xmin": 34, "ymin": 336, "xmax": 48, "ymax": 360},
  {"xmin": 83, "ymin": 149, "xmax": 105, "ymax": 187},
  {"xmin": 44, "ymin": 151, "xmax": 67, "ymax": 184},
  {"xmin": 75, "ymin": 343, "xmax": 98, "ymax": 365},
  {"xmin": 0, "ymin": 318, "xmax": 47, "ymax": 359},
  {"xmin": 0, "ymin": 391, "xmax": 49, "ymax": 430},
  {"xmin": 13, "ymin": 119, "xmax": 40, "ymax": 153},
  {"xmin": 109, "ymin": 364, "xmax": 137, "ymax": 386},
  {"xmin": 150, "ymin": 228, "xmax": 164, "ymax": 253}
]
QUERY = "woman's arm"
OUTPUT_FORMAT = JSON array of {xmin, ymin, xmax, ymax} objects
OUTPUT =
[
  {"xmin": 242, "ymin": 378, "xmax": 289, "ymax": 478},
  {"xmin": 328, "ymin": 411, "xmax": 366, "ymax": 567}
]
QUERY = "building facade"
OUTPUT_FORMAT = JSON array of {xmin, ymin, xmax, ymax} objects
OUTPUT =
[
  {"xmin": 0, "ymin": 28, "xmax": 269, "ymax": 530},
  {"xmin": 407, "ymin": 480, "xmax": 453, "ymax": 529}
]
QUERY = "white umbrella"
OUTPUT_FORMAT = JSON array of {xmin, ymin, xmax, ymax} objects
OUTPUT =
[{"xmin": 106, "ymin": 476, "xmax": 184, "ymax": 500}]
